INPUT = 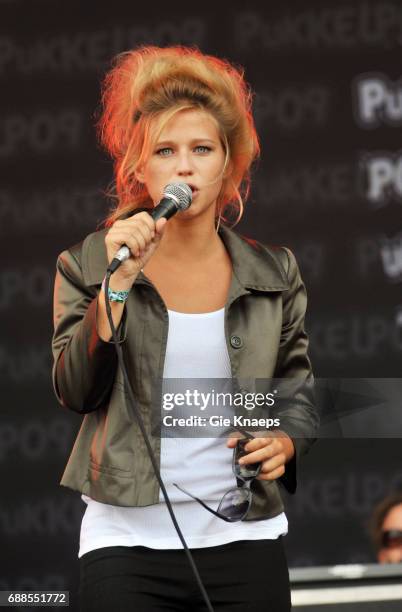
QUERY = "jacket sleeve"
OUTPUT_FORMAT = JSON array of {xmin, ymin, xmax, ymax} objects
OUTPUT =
[
  {"xmin": 51, "ymin": 247, "xmax": 127, "ymax": 414},
  {"xmin": 274, "ymin": 247, "xmax": 319, "ymax": 494}
]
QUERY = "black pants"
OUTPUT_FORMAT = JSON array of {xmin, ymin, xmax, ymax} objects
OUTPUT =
[{"xmin": 78, "ymin": 537, "xmax": 291, "ymax": 611}]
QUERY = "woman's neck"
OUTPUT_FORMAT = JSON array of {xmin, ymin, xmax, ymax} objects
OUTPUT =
[{"xmin": 153, "ymin": 218, "xmax": 223, "ymax": 265}]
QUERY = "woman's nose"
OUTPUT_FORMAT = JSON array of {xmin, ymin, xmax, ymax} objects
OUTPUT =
[{"xmin": 176, "ymin": 151, "xmax": 193, "ymax": 175}]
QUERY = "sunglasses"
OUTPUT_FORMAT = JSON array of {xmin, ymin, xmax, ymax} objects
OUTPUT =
[
  {"xmin": 173, "ymin": 433, "xmax": 262, "ymax": 522},
  {"xmin": 381, "ymin": 529, "xmax": 402, "ymax": 549}
]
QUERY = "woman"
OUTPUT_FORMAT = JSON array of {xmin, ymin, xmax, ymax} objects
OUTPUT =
[{"xmin": 52, "ymin": 45, "xmax": 319, "ymax": 611}]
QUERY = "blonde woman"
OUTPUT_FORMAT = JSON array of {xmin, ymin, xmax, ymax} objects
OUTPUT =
[{"xmin": 52, "ymin": 45, "xmax": 318, "ymax": 611}]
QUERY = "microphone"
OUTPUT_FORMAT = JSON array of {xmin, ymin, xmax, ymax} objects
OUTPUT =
[{"xmin": 107, "ymin": 182, "xmax": 193, "ymax": 274}]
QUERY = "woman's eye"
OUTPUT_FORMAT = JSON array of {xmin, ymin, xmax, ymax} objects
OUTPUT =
[
  {"xmin": 156, "ymin": 147, "xmax": 173, "ymax": 156},
  {"xmin": 155, "ymin": 145, "xmax": 212, "ymax": 156}
]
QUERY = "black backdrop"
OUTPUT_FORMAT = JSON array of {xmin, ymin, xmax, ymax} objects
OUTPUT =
[{"xmin": 2, "ymin": 0, "xmax": 402, "ymax": 608}]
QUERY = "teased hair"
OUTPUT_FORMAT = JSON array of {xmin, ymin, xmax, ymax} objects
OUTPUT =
[{"xmin": 95, "ymin": 45, "xmax": 260, "ymax": 228}]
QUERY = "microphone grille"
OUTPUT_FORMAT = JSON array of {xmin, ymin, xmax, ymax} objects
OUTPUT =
[{"xmin": 164, "ymin": 183, "xmax": 192, "ymax": 210}]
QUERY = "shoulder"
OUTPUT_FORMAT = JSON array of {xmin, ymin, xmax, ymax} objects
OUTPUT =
[
  {"xmin": 229, "ymin": 229, "xmax": 297, "ymax": 276},
  {"xmin": 240, "ymin": 233, "xmax": 293, "ymax": 274}
]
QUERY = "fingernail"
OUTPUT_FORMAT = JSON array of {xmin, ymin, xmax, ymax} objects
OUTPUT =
[{"xmin": 238, "ymin": 458, "xmax": 245, "ymax": 464}]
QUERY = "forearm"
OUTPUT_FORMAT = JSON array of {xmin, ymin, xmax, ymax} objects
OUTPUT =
[
  {"xmin": 97, "ymin": 287, "xmax": 126, "ymax": 342},
  {"xmin": 53, "ymin": 296, "xmax": 121, "ymax": 413},
  {"xmin": 52, "ymin": 252, "xmax": 130, "ymax": 414},
  {"xmin": 96, "ymin": 274, "xmax": 136, "ymax": 342}
]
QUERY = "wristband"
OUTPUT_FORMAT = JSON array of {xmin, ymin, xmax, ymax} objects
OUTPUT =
[{"xmin": 102, "ymin": 277, "xmax": 130, "ymax": 303}]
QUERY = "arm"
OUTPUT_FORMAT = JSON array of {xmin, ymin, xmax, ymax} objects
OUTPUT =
[
  {"xmin": 51, "ymin": 247, "xmax": 127, "ymax": 414},
  {"xmin": 274, "ymin": 246, "xmax": 319, "ymax": 493},
  {"xmin": 227, "ymin": 247, "xmax": 319, "ymax": 493}
]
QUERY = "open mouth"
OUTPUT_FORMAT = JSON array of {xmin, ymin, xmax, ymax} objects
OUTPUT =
[{"xmin": 187, "ymin": 184, "xmax": 199, "ymax": 195}]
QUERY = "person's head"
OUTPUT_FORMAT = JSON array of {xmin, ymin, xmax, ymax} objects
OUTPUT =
[
  {"xmin": 96, "ymin": 45, "xmax": 260, "ymax": 229},
  {"xmin": 369, "ymin": 493, "xmax": 402, "ymax": 564}
]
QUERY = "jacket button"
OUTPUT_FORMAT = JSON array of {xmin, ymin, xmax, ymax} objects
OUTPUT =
[{"xmin": 230, "ymin": 335, "xmax": 243, "ymax": 349}]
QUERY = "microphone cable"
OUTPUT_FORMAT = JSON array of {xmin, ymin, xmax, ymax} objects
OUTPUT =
[{"xmin": 103, "ymin": 271, "xmax": 215, "ymax": 612}]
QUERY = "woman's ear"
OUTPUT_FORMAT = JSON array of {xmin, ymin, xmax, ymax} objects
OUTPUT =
[{"xmin": 135, "ymin": 165, "xmax": 145, "ymax": 184}]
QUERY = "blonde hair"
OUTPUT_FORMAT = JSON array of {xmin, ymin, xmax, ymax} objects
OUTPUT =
[{"xmin": 96, "ymin": 45, "xmax": 260, "ymax": 228}]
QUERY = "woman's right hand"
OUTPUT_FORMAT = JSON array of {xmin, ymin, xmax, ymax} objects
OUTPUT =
[{"xmin": 105, "ymin": 212, "xmax": 167, "ymax": 288}]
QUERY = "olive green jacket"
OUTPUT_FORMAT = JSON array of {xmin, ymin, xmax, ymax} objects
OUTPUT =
[{"xmin": 52, "ymin": 220, "xmax": 319, "ymax": 521}]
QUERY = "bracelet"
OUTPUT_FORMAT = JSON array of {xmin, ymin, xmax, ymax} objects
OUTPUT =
[{"xmin": 101, "ymin": 277, "xmax": 130, "ymax": 303}]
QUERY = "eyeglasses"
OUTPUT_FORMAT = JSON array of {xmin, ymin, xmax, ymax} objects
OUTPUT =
[
  {"xmin": 381, "ymin": 529, "xmax": 402, "ymax": 549},
  {"xmin": 173, "ymin": 435, "xmax": 262, "ymax": 522}
]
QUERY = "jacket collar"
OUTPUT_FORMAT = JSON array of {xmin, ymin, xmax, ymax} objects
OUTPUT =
[
  {"xmin": 218, "ymin": 224, "xmax": 289, "ymax": 292},
  {"xmin": 80, "ymin": 223, "xmax": 289, "ymax": 292}
]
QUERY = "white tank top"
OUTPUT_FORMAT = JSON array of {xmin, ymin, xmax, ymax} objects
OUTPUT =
[{"xmin": 78, "ymin": 307, "xmax": 288, "ymax": 558}]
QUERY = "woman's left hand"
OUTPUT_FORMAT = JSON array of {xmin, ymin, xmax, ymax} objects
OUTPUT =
[{"xmin": 226, "ymin": 431, "xmax": 295, "ymax": 481}]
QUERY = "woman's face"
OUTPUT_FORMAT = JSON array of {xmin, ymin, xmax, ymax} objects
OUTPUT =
[
  {"xmin": 136, "ymin": 108, "xmax": 228, "ymax": 221},
  {"xmin": 378, "ymin": 503, "xmax": 402, "ymax": 564}
]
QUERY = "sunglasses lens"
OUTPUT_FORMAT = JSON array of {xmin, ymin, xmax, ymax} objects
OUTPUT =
[
  {"xmin": 217, "ymin": 487, "xmax": 251, "ymax": 521},
  {"xmin": 234, "ymin": 462, "xmax": 261, "ymax": 480},
  {"xmin": 382, "ymin": 530, "xmax": 402, "ymax": 548},
  {"xmin": 233, "ymin": 440, "xmax": 262, "ymax": 480}
]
